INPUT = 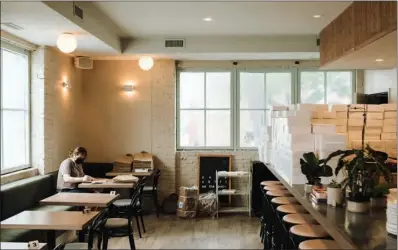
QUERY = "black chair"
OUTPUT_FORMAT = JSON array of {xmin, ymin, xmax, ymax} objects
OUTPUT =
[
  {"xmin": 54, "ymin": 209, "xmax": 109, "ymax": 250},
  {"xmin": 102, "ymin": 184, "xmax": 144, "ymax": 250},
  {"xmin": 143, "ymin": 168, "xmax": 161, "ymax": 217},
  {"xmin": 111, "ymin": 177, "xmax": 147, "ymax": 238}
]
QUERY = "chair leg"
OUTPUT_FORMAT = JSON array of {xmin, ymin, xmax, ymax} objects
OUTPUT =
[
  {"xmin": 128, "ymin": 222, "xmax": 136, "ymax": 250},
  {"xmin": 102, "ymin": 229, "xmax": 109, "ymax": 250},
  {"xmin": 153, "ymin": 191, "xmax": 160, "ymax": 218},
  {"xmin": 135, "ymin": 216, "xmax": 142, "ymax": 238},
  {"xmin": 139, "ymin": 213, "xmax": 146, "ymax": 233},
  {"xmin": 97, "ymin": 233, "xmax": 103, "ymax": 250}
]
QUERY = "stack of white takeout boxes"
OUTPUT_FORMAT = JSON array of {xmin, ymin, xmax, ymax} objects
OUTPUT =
[{"xmin": 260, "ymin": 103, "xmax": 397, "ymax": 185}]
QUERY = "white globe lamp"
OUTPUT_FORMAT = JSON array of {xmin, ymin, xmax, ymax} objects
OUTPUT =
[
  {"xmin": 56, "ymin": 33, "xmax": 77, "ymax": 53},
  {"xmin": 138, "ymin": 56, "xmax": 154, "ymax": 71}
]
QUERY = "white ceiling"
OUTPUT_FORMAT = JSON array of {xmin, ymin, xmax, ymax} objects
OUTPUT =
[
  {"xmin": 0, "ymin": 1, "xmax": 116, "ymax": 55},
  {"xmin": 94, "ymin": 1, "xmax": 351, "ymax": 36},
  {"xmin": 1, "ymin": 1, "xmax": 353, "ymax": 60}
]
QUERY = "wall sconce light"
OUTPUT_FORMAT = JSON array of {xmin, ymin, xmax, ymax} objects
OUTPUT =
[
  {"xmin": 62, "ymin": 80, "xmax": 71, "ymax": 89},
  {"xmin": 123, "ymin": 85, "xmax": 135, "ymax": 92}
]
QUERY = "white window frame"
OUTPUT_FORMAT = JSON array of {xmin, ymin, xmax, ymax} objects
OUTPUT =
[
  {"xmin": 237, "ymin": 69, "xmax": 296, "ymax": 149},
  {"xmin": 297, "ymin": 69, "xmax": 356, "ymax": 104},
  {"xmin": 176, "ymin": 68, "xmax": 234, "ymax": 150},
  {"xmin": 176, "ymin": 67, "xmax": 355, "ymax": 150},
  {"xmin": 1, "ymin": 42, "xmax": 31, "ymax": 175}
]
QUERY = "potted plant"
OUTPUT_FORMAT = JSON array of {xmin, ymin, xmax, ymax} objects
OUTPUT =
[
  {"xmin": 371, "ymin": 184, "xmax": 389, "ymax": 208},
  {"xmin": 324, "ymin": 105, "xmax": 391, "ymax": 213},
  {"xmin": 300, "ymin": 152, "xmax": 333, "ymax": 193},
  {"xmin": 327, "ymin": 180, "xmax": 343, "ymax": 207}
]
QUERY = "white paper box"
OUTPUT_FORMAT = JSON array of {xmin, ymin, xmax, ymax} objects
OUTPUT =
[
  {"xmin": 384, "ymin": 118, "xmax": 397, "ymax": 127},
  {"xmin": 349, "ymin": 112, "xmax": 383, "ymax": 120},
  {"xmin": 382, "ymin": 103, "xmax": 397, "ymax": 111},
  {"xmin": 383, "ymin": 126, "xmax": 397, "ymax": 133},
  {"xmin": 384, "ymin": 111, "xmax": 397, "ymax": 119},
  {"xmin": 312, "ymin": 124, "xmax": 337, "ymax": 134},
  {"xmin": 332, "ymin": 104, "xmax": 348, "ymax": 112},
  {"xmin": 382, "ymin": 133, "xmax": 396, "ymax": 140}
]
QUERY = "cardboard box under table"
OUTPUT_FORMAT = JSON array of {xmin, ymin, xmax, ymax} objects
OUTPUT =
[{"xmin": 177, "ymin": 187, "xmax": 199, "ymax": 219}]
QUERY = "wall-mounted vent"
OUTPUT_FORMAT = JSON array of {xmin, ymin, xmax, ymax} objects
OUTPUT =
[
  {"xmin": 73, "ymin": 4, "xmax": 84, "ymax": 20},
  {"xmin": 165, "ymin": 39, "xmax": 185, "ymax": 48},
  {"xmin": 1, "ymin": 22, "xmax": 23, "ymax": 30}
]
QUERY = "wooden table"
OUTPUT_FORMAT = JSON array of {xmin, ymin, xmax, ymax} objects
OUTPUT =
[
  {"xmin": 78, "ymin": 179, "xmax": 136, "ymax": 189},
  {"xmin": 1, "ymin": 211, "xmax": 99, "ymax": 250},
  {"xmin": 105, "ymin": 171, "xmax": 153, "ymax": 177},
  {"xmin": 40, "ymin": 193, "xmax": 120, "ymax": 207},
  {"xmin": 1, "ymin": 242, "xmax": 47, "ymax": 250}
]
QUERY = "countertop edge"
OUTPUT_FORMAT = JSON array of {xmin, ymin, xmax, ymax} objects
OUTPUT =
[{"xmin": 264, "ymin": 163, "xmax": 356, "ymax": 250}]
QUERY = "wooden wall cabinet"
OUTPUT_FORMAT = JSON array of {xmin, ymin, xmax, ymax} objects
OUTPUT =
[{"xmin": 320, "ymin": 1, "xmax": 397, "ymax": 67}]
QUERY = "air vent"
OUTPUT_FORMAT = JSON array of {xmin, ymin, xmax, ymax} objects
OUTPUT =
[
  {"xmin": 73, "ymin": 4, "xmax": 84, "ymax": 20},
  {"xmin": 165, "ymin": 39, "xmax": 185, "ymax": 48},
  {"xmin": 1, "ymin": 22, "xmax": 23, "ymax": 30}
]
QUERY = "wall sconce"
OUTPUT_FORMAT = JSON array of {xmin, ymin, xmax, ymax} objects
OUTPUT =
[
  {"xmin": 62, "ymin": 80, "xmax": 71, "ymax": 89},
  {"xmin": 123, "ymin": 85, "xmax": 135, "ymax": 92}
]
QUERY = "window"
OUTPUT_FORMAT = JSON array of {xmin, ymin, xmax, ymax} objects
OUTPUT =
[
  {"xmin": 299, "ymin": 71, "xmax": 353, "ymax": 104},
  {"xmin": 177, "ymin": 68, "xmax": 353, "ymax": 150},
  {"xmin": 1, "ymin": 43, "xmax": 30, "ymax": 174},
  {"xmin": 239, "ymin": 72, "xmax": 292, "ymax": 148},
  {"xmin": 178, "ymin": 71, "xmax": 231, "ymax": 148}
]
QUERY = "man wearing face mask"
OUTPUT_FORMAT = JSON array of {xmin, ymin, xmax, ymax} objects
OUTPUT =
[{"xmin": 57, "ymin": 146, "xmax": 95, "ymax": 193}]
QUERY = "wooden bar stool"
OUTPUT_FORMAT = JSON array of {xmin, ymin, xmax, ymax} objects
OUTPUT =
[
  {"xmin": 283, "ymin": 214, "xmax": 318, "ymax": 225},
  {"xmin": 261, "ymin": 180, "xmax": 282, "ymax": 186},
  {"xmin": 299, "ymin": 239, "xmax": 340, "ymax": 249},
  {"xmin": 276, "ymin": 204, "xmax": 308, "ymax": 214},
  {"xmin": 271, "ymin": 197, "xmax": 298, "ymax": 205},
  {"xmin": 264, "ymin": 185, "xmax": 287, "ymax": 191},
  {"xmin": 290, "ymin": 224, "xmax": 330, "ymax": 247},
  {"xmin": 266, "ymin": 190, "xmax": 293, "ymax": 198}
]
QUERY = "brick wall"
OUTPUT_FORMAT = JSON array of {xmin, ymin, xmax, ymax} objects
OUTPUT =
[{"xmin": 31, "ymin": 46, "xmax": 82, "ymax": 174}]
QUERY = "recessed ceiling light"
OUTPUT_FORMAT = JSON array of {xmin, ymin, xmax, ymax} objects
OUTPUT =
[
  {"xmin": 203, "ymin": 17, "xmax": 213, "ymax": 22},
  {"xmin": 313, "ymin": 14, "xmax": 322, "ymax": 18},
  {"xmin": 375, "ymin": 58, "xmax": 384, "ymax": 62}
]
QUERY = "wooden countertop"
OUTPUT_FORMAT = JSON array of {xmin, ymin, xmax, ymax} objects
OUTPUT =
[
  {"xmin": 264, "ymin": 163, "xmax": 397, "ymax": 250},
  {"xmin": 41, "ymin": 193, "xmax": 120, "ymax": 207},
  {"xmin": 1, "ymin": 211, "xmax": 99, "ymax": 230}
]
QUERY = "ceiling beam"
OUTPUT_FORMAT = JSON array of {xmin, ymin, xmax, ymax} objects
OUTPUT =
[{"xmin": 43, "ymin": 1, "xmax": 126, "ymax": 53}]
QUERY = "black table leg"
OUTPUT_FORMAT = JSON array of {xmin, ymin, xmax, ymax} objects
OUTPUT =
[
  {"xmin": 46, "ymin": 230, "xmax": 56, "ymax": 250},
  {"xmin": 79, "ymin": 230, "xmax": 85, "ymax": 242}
]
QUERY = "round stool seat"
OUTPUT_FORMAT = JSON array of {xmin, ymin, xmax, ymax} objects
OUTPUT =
[
  {"xmin": 283, "ymin": 214, "xmax": 318, "ymax": 225},
  {"xmin": 277, "ymin": 204, "xmax": 307, "ymax": 214},
  {"xmin": 290, "ymin": 224, "xmax": 329, "ymax": 238},
  {"xmin": 261, "ymin": 180, "xmax": 281, "ymax": 186},
  {"xmin": 271, "ymin": 197, "xmax": 298, "ymax": 205},
  {"xmin": 299, "ymin": 239, "xmax": 339, "ymax": 249},
  {"xmin": 264, "ymin": 185, "xmax": 287, "ymax": 191},
  {"xmin": 266, "ymin": 190, "xmax": 293, "ymax": 197}
]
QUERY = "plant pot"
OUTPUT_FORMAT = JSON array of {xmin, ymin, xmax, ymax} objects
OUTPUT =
[
  {"xmin": 370, "ymin": 197, "xmax": 386, "ymax": 208},
  {"xmin": 304, "ymin": 184, "xmax": 313, "ymax": 193},
  {"xmin": 327, "ymin": 187, "xmax": 343, "ymax": 206},
  {"xmin": 347, "ymin": 200, "xmax": 370, "ymax": 213}
]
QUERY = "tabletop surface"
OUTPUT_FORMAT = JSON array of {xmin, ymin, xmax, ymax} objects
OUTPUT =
[
  {"xmin": 40, "ymin": 192, "xmax": 120, "ymax": 207},
  {"xmin": 265, "ymin": 164, "xmax": 397, "ymax": 250},
  {"xmin": 1, "ymin": 210, "xmax": 99, "ymax": 230},
  {"xmin": 1, "ymin": 242, "xmax": 47, "ymax": 250},
  {"xmin": 78, "ymin": 179, "xmax": 136, "ymax": 189},
  {"xmin": 105, "ymin": 171, "xmax": 152, "ymax": 177}
]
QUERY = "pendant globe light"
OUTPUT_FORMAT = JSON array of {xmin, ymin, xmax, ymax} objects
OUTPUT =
[
  {"xmin": 138, "ymin": 56, "xmax": 154, "ymax": 71},
  {"xmin": 56, "ymin": 33, "xmax": 77, "ymax": 53}
]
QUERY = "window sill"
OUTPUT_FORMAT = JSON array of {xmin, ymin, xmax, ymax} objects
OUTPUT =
[
  {"xmin": 0, "ymin": 167, "xmax": 39, "ymax": 185},
  {"xmin": 176, "ymin": 148, "xmax": 258, "ymax": 152}
]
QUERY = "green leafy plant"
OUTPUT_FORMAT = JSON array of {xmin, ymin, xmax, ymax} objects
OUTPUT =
[
  {"xmin": 372, "ymin": 183, "xmax": 390, "ymax": 198},
  {"xmin": 300, "ymin": 152, "xmax": 333, "ymax": 186},
  {"xmin": 328, "ymin": 180, "xmax": 342, "ymax": 188},
  {"xmin": 324, "ymin": 105, "xmax": 391, "ymax": 203}
]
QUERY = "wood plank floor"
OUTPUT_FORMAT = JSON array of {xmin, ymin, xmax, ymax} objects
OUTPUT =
[{"xmin": 107, "ymin": 214, "xmax": 263, "ymax": 249}]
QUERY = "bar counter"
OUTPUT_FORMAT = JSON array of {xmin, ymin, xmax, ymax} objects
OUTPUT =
[{"xmin": 265, "ymin": 164, "xmax": 397, "ymax": 249}]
